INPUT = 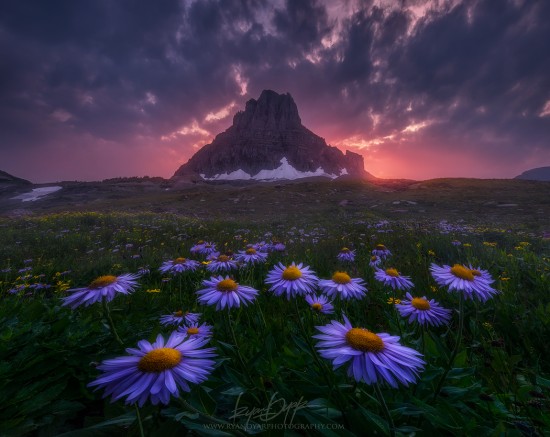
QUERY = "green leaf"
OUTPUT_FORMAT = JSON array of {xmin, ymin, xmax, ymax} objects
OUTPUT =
[{"xmin": 536, "ymin": 375, "xmax": 550, "ymax": 388}]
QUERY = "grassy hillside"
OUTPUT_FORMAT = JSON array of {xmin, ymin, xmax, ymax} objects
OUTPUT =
[{"xmin": 1, "ymin": 178, "xmax": 549, "ymax": 232}]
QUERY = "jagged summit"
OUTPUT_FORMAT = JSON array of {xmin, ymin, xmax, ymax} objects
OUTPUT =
[
  {"xmin": 173, "ymin": 90, "xmax": 374, "ymax": 182},
  {"xmin": 232, "ymin": 90, "xmax": 302, "ymax": 131}
]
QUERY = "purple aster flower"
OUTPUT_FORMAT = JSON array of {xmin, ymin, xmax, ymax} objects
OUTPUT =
[
  {"xmin": 451, "ymin": 240, "xmax": 462, "ymax": 246},
  {"xmin": 337, "ymin": 247, "xmax": 356, "ymax": 263},
  {"xmin": 252, "ymin": 241, "xmax": 270, "ymax": 252},
  {"xmin": 305, "ymin": 294, "xmax": 334, "ymax": 314},
  {"xmin": 206, "ymin": 255, "xmax": 239, "ymax": 273},
  {"xmin": 374, "ymin": 268, "xmax": 414, "ymax": 291},
  {"xmin": 206, "ymin": 251, "xmax": 220, "ymax": 261},
  {"xmin": 372, "ymin": 244, "xmax": 392, "ymax": 260},
  {"xmin": 396, "ymin": 293, "xmax": 452, "ymax": 327},
  {"xmin": 190, "ymin": 240, "xmax": 206, "ymax": 254},
  {"xmin": 265, "ymin": 262, "xmax": 319, "ymax": 299},
  {"xmin": 318, "ymin": 272, "xmax": 367, "ymax": 300},
  {"xmin": 430, "ymin": 263, "xmax": 498, "ymax": 302},
  {"xmin": 235, "ymin": 247, "xmax": 268, "ymax": 265},
  {"xmin": 137, "ymin": 266, "xmax": 151, "ymax": 276},
  {"xmin": 369, "ymin": 255, "xmax": 382, "ymax": 268},
  {"xmin": 272, "ymin": 242, "xmax": 286, "ymax": 252},
  {"xmin": 198, "ymin": 242, "xmax": 218, "ymax": 256},
  {"xmin": 314, "ymin": 315, "xmax": 425, "ymax": 387},
  {"xmin": 159, "ymin": 257, "xmax": 200, "ymax": 275},
  {"xmin": 88, "ymin": 332, "xmax": 216, "ymax": 407},
  {"xmin": 177, "ymin": 322, "xmax": 213, "ymax": 339},
  {"xmin": 159, "ymin": 310, "xmax": 201, "ymax": 327},
  {"xmin": 62, "ymin": 273, "xmax": 140, "ymax": 309},
  {"xmin": 197, "ymin": 276, "xmax": 258, "ymax": 310}
]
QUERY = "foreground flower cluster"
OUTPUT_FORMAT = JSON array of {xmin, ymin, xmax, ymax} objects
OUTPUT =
[{"xmin": 59, "ymin": 240, "xmax": 500, "ymax": 408}]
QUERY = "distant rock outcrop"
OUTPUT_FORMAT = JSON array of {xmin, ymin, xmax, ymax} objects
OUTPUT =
[
  {"xmin": 0, "ymin": 170, "xmax": 31, "ymax": 185},
  {"xmin": 515, "ymin": 167, "xmax": 550, "ymax": 181},
  {"xmin": 172, "ymin": 90, "xmax": 374, "ymax": 182}
]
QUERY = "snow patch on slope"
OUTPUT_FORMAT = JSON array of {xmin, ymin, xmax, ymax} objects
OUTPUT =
[
  {"xmin": 200, "ymin": 169, "xmax": 252, "ymax": 181},
  {"xmin": 201, "ymin": 158, "xmax": 347, "ymax": 181},
  {"xmin": 11, "ymin": 186, "xmax": 62, "ymax": 202}
]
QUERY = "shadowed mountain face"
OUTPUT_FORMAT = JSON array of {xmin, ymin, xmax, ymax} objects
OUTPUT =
[
  {"xmin": 0, "ymin": 170, "xmax": 31, "ymax": 185},
  {"xmin": 173, "ymin": 90, "xmax": 373, "ymax": 181},
  {"xmin": 515, "ymin": 166, "xmax": 550, "ymax": 181}
]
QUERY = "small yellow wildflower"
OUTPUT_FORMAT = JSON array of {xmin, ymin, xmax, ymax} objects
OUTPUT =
[
  {"xmin": 146, "ymin": 288, "xmax": 161, "ymax": 293},
  {"xmin": 387, "ymin": 297, "xmax": 401, "ymax": 305}
]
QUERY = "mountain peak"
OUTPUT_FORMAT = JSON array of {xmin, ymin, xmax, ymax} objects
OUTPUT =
[
  {"xmin": 173, "ymin": 90, "xmax": 374, "ymax": 182},
  {"xmin": 233, "ymin": 89, "xmax": 301, "ymax": 132}
]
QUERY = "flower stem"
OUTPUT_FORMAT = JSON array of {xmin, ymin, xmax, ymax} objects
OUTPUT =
[
  {"xmin": 433, "ymin": 293, "xmax": 464, "ymax": 400},
  {"xmin": 102, "ymin": 299, "xmax": 123, "ymax": 346},
  {"xmin": 392, "ymin": 290, "xmax": 403, "ymax": 339},
  {"xmin": 135, "ymin": 404, "xmax": 145, "ymax": 437},
  {"xmin": 225, "ymin": 310, "xmax": 250, "ymax": 383},
  {"xmin": 374, "ymin": 383, "xmax": 395, "ymax": 437}
]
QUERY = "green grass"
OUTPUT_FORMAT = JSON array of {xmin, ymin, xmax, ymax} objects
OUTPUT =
[{"xmin": 0, "ymin": 212, "xmax": 549, "ymax": 436}]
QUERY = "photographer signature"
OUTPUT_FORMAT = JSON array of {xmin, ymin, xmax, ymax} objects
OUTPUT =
[{"xmin": 229, "ymin": 392, "xmax": 308, "ymax": 426}]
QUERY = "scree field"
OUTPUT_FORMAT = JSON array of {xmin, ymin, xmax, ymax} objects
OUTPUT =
[{"xmin": 0, "ymin": 178, "xmax": 549, "ymax": 436}]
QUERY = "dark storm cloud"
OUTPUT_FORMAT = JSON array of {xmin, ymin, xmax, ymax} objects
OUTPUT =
[{"xmin": 0, "ymin": 0, "xmax": 549, "ymax": 181}]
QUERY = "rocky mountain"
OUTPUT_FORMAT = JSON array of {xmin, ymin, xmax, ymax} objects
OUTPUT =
[
  {"xmin": 515, "ymin": 166, "xmax": 550, "ymax": 181},
  {"xmin": 0, "ymin": 170, "xmax": 31, "ymax": 185},
  {"xmin": 172, "ymin": 90, "xmax": 374, "ymax": 182}
]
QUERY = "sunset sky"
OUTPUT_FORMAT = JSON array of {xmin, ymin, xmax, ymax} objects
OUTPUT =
[{"xmin": 1, "ymin": 0, "xmax": 549, "ymax": 182}]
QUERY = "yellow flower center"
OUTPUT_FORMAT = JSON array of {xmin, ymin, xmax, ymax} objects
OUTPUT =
[
  {"xmin": 332, "ymin": 272, "xmax": 351, "ymax": 284},
  {"xmin": 371, "ymin": 256, "xmax": 378, "ymax": 261},
  {"xmin": 471, "ymin": 269, "xmax": 481, "ymax": 277},
  {"xmin": 197, "ymin": 240, "xmax": 204, "ymax": 244},
  {"xmin": 340, "ymin": 247, "xmax": 350, "ymax": 253},
  {"xmin": 174, "ymin": 310, "xmax": 183, "ymax": 317},
  {"xmin": 174, "ymin": 257, "xmax": 186, "ymax": 264},
  {"xmin": 217, "ymin": 278, "xmax": 238, "ymax": 292},
  {"xmin": 245, "ymin": 248, "xmax": 257, "ymax": 255},
  {"xmin": 187, "ymin": 327, "xmax": 199, "ymax": 335},
  {"xmin": 89, "ymin": 275, "xmax": 117, "ymax": 289},
  {"xmin": 346, "ymin": 328, "xmax": 385, "ymax": 353},
  {"xmin": 385, "ymin": 268, "xmax": 399, "ymax": 277},
  {"xmin": 282, "ymin": 266, "xmax": 302, "ymax": 280},
  {"xmin": 138, "ymin": 348, "xmax": 182, "ymax": 372},
  {"xmin": 312, "ymin": 303, "xmax": 323, "ymax": 311},
  {"xmin": 217, "ymin": 255, "xmax": 230, "ymax": 262},
  {"xmin": 450, "ymin": 264, "xmax": 475, "ymax": 281},
  {"xmin": 376, "ymin": 244, "xmax": 386, "ymax": 250},
  {"xmin": 411, "ymin": 297, "xmax": 431, "ymax": 310}
]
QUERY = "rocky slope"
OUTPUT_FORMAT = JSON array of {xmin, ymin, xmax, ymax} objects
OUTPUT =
[
  {"xmin": 173, "ymin": 90, "xmax": 374, "ymax": 181},
  {"xmin": 515, "ymin": 166, "xmax": 550, "ymax": 181},
  {"xmin": 0, "ymin": 170, "xmax": 31, "ymax": 186}
]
